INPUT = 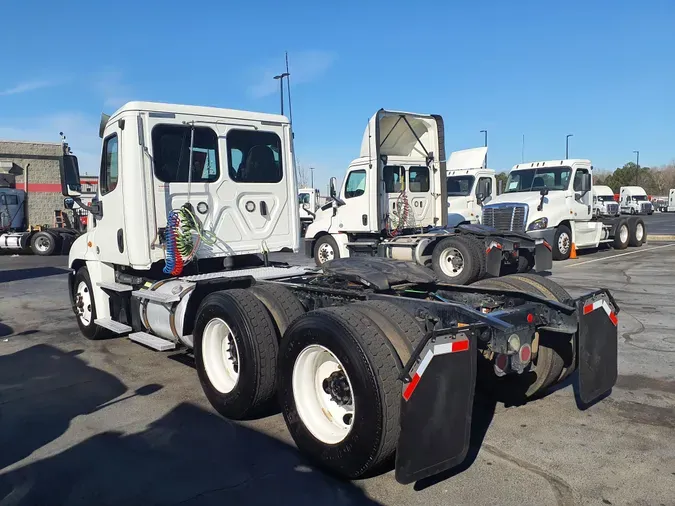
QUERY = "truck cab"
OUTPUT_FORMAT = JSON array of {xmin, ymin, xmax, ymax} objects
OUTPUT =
[
  {"xmin": 304, "ymin": 109, "xmax": 445, "ymax": 263},
  {"xmin": 592, "ymin": 185, "xmax": 620, "ymax": 217},
  {"xmin": 620, "ymin": 186, "xmax": 653, "ymax": 215},
  {"xmin": 446, "ymin": 147, "xmax": 495, "ymax": 227}
]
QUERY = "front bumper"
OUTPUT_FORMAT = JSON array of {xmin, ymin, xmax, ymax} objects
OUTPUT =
[{"xmin": 526, "ymin": 227, "xmax": 556, "ymax": 245}]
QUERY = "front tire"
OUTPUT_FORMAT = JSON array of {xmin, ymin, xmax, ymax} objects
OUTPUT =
[
  {"xmin": 194, "ymin": 289, "xmax": 279, "ymax": 419},
  {"xmin": 313, "ymin": 235, "xmax": 340, "ymax": 267},
  {"xmin": 279, "ymin": 306, "xmax": 402, "ymax": 479},
  {"xmin": 552, "ymin": 224, "xmax": 572, "ymax": 260},
  {"xmin": 73, "ymin": 267, "xmax": 111, "ymax": 340}
]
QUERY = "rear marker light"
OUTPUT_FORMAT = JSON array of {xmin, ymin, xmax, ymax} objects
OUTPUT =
[{"xmin": 527, "ymin": 313, "xmax": 534, "ymax": 323}]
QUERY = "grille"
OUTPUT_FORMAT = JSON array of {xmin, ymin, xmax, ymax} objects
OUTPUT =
[
  {"xmin": 607, "ymin": 203, "xmax": 619, "ymax": 214},
  {"xmin": 482, "ymin": 205, "xmax": 528, "ymax": 232},
  {"xmin": 641, "ymin": 203, "xmax": 652, "ymax": 213}
]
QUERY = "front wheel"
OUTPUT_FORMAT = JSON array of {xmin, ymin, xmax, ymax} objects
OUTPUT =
[
  {"xmin": 73, "ymin": 267, "xmax": 111, "ymax": 340},
  {"xmin": 313, "ymin": 235, "xmax": 340, "ymax": 267},
  {"xmin": 552, "ymin": 225, "xmax": 572, "ymax": 260}
]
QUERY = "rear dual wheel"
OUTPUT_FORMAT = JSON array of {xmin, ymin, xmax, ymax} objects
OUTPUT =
[{"xmin": 432, "ymin": 236, "xmax": 480, "ymax": 285}]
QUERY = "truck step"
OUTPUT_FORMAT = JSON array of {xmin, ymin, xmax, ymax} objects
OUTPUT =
[
  {"xmin": 131, "ymin": 290, "xmax": 181, "ymax": 303},
  {"xmin": 180, "ymin": 265, "xmax": 310, "ymax": 282},
  {"xmin": 97, "ymin": 281, "xmax": 133, "ymax": 292},
  {"xmin": 128, "ymin": 332, "xmax": 176, "ymax": 351},
  {"xmin": 94, "ymin": 318, "xmax": 132, "ymax": 334},
  {"xmin": 346, "ymin": 241, "xmax": 378, "ymax": 247}
]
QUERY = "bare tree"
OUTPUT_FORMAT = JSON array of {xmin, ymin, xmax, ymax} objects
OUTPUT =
[{"xmin": 296, "ymin": 163, "xmax": 310, "ymax": 188}]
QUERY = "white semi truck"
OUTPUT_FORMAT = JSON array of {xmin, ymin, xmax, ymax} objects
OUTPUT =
[
  {"xmin": 592, "ymin": 185, "xmax": 620, "ymax": 217},
  {"xmin": 619, "ymin": 186, "xmax": 653, "ymax": 215},
  {"xmin": 304, "ymin": 110, "xmax": 549, "ymax": 284},
  {"xmin": 60, "ymin": 101, "xmax": 619, "ymax": 485},
  {"xmin": 482, "ymin": 159, "xmax": 647, "ymax": 260},
  {"xmin": 446, "ymin": 146, "xmax": 496, "ymax": 227}
]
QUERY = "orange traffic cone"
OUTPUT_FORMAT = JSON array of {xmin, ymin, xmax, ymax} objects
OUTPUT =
[{"xmin": 570, "ymin": 243, "xmax": 577, "ymax": 259}]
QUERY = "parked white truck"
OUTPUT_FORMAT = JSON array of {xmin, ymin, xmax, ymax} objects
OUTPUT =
[
  {"xmin": 592, "ymin": 185, "xmax": 620, "ymax": 217},
  {"xmin": 620, "ymin": 186, "xmax": 653, "ymax": 215},
  {"xmin": 59, "ymin": 102, "xmax": 619, "ymax": 485},
  {"xmin": 482, "ymin": 159, "xmax": 647, "ymax": 260},
  {"xmin": 298, "ymin": 187, "xmax": 320, "ymax": 236},
  {"xmin": 304, "ymin": 110, "xmax": 550, "ymax": 284},
  {"xmin": 446, "ymin": 146, "xmax": 496, "ymax": 227}
]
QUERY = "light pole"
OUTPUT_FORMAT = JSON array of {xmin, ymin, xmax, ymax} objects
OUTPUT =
[
  {"xmin": 566, "ymin": 134, "xmax": 573, "ymax": 159},
  {"xmin": 273, "ymin": 72, "xmax": 289, "ymax": 115},
  {"xmin": 310, "ymin": 167, "xmax": 315, "ymax": 188},
  {"xmin": 480, "ymin": 130, "xmax": 487, "ymax": 167},
  {"xmin": 633, "ymin": 150, "xmax": 640, "ymax": 185}
]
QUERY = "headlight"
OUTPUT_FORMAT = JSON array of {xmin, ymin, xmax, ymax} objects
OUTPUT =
[{"xmin": 527, "ymin": 217, "xmax": 548, "ymax": 231}]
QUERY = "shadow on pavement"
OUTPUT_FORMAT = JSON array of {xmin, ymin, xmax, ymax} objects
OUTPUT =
[
  {"xmin": 0, "ymin": 345, "xmax": 381, "ymax": 506},
  {"xmin": 0, "ymin": 267, "xmax": 70, "ymax": 283}
]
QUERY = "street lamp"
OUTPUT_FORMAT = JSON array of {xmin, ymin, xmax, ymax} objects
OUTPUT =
[
  {"xmin": 633, "ymin": 150, "xmax": 640, "ymax": 185},
  {"xmin": 273, "ymin": 72, "xmax": 289, "ymax": 115},
  {"xmin": 566, "ymin": 134, "xmax": 573, "ymax": 159},
  {"xmin": 310, "ymin": 167, "xmax": 315, "ymax": 188},
  {"xmin": 480, "ymin": 130, "xmax": 488, "ymax": 167}
]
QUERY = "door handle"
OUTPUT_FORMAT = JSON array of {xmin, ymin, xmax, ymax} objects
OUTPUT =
[
  {"xmin": 362, "ymin": 214, "xmax": 368, "ymax": 226},
  {"xmin": 260, "ymin": 201, "xmax": 268, "ymax": 216}
]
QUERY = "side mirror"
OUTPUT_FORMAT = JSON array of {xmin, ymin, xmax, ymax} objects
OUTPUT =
[
  {"xmin": 476, "ymin": 192, "xmax": 485, "ymax": 203},
  {"xmin": 329, "ymin": 177, "xmax": 338, "ymax": 199},
  {"xmin": 64, "ymin": 197, "xmax": 75, "ymax": 209},
  {"xmin": 539, "ymin": 187, "xmax": 549, "ymax": 196},
  {"xmin": 302, "ymin": 203, "xmax": 309, "ymax": 210},
  {"xmin": 60, "ymin": 154, "xmax": 82, "ymax": 197},
  {"xmin": 581, "ymin": 173, "xmax": 591, "ymax": 192}
]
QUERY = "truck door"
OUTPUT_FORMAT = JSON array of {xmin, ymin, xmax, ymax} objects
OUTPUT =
[
  {"xmin": 383, "ymin": 165, "xmax": 406, "ymax": 229},
  {"xmin": 337, "ymin": 168, "xmax": 370, "ymax": 232},
  {"xmin": 95, "ymin": 128, "xmax": 129, "ymax": 265},
  {"xmin": 407, "ymin": 165, "xmax": 432, "ymax": 227}
]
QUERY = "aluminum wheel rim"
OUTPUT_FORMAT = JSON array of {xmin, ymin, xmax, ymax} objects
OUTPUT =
[
  {"xmin": 75, "ymin": 281, "xmax": 92, "ymax": 325},
  {"xmin": 558, "ymin": 232, "xmax": 570, "ymax": 255},
  {"xmin": 317, "ymin": 242, "xmax": 335, "ymax": 264},
  {"xmin": 620, "ymin": 225, "xmax": 629, "ymax": 243},
  {"xmin": 202, "ymin": 318, "xmax": 240, "ymax": 394},
  {"xmin": 35, "ymin": 236, "xmax": 51, "ymax": 252},
  {"xmin": 439, "ymin": 246, "xmax": 464, "ymax": 277},
  {"xmin": 292, "ymin": 344, "xmax": 355, "ymax": 445},
  {"xmin": 636, "ymin": 223, "xmax": 644, "ymax": 242}
]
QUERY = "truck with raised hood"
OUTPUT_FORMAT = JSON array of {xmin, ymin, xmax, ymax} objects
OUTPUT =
[
  {"xmin": 592, "ymin": 185, "xmax": 620, "ymax": 217},
  {"xmin": 60, "ymin": 101, "xmax": 619, "ymax": 485},
  {"xmin": 620, "ymin": 186, "xmax": 653, "ymax": 215},
  {"xmin": 303, "ymin": 110, "xmax": 550, "ymax": 285},
  {"xmin": 298, "ymin": 187, "xmax": 320, "ymax": 235},
  {"xmin": 446, "ymin": 146, "xmax": 496, "ymax": 226},
  {"xmin": 482, "ymin": 159, "xmax": 647, "ymax": 260},
  {"xmin": 0, "ymin": 146, "xmax": 84, "ymax": 256}
]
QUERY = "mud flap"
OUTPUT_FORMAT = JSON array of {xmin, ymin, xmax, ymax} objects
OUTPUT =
[
  {"xmin": 534, "ymin": 240, "xmax": 552, "ymax": 272},
  {"xmin": 395, "ymin": 332, "xmax": 476, "ymax": 484},
  {"xmin": 576, "ymin": 295, "xmax": 618, "ymax": 404},
  {"xmin": 485, "ymin": 241, "xmax": 502, "ymax": 277}
]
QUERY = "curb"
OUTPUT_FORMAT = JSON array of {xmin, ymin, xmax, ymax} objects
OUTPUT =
[{"xmin": 646, "ymin": 235, "xmax": 675, "ymax": 242}]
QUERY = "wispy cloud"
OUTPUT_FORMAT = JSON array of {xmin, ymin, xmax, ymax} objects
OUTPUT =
[
  {"xmin": 248, "ymin": 50, "xmax": 337, "ymax": 99},
  {"xmin": 0, "ymin": 79, "xmax": 64, "ymax": 96},
  {"xmin": 94, "ymin": 69, "xmax": 132, "ymax": 110}
]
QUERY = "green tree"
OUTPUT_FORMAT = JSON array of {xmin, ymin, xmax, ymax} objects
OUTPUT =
[
  {"xmin": 495, "ymin": 172, "xmax": 508, "ymax": 194},
  {"xmin": 603, "ymin": 162, "xmax": 653, "ymax": 193}
]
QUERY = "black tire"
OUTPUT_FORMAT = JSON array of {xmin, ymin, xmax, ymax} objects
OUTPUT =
[
  {"xmin": 472, "ymin": 275, "xmax": 565, "ymax": 399},
  {"xmin": 628, "ymin": 218, "xmax": 645, "ymax": 247},
  {"xmin": 313, "ymin": 235, "xmax": 340, "ymax": 267},
  {"xmin": 552, "ymin": 224, "xmax": 572, "ymax": 261},
  {"xmin": 249, "ymin": 283, "xmax": 306, "ymax": 337},
  {"xmin": 613, "ymin": 219, "xmax": 630, "ymax": 250},
  {"xmin": 193, "ymin": 289, "xmax": 279, "ymax": 420},
  {"xmin": 73, "ymin": 267, "xmax": 112, "ymax": 340},
  {"xmin": 516, "ymin": 251, "xmax": 534, "ymax": 273},
  {"xmin": 471, "ymin": 277, "xmax": 518, "ymax": 290},
  {"xmin": 279, "ymin": 306, "xmax": 402, "ymax": 479},
  {"xmin": 463, "ymin": 235, "xmax": 487, "ymax": 280},
  {"xmin": 31, "ymin": 231, "xmax": 57, "ymax": 256},
  {"xmin": 432, "ymin": 236, "xmax": 479, "ymax": 285}
]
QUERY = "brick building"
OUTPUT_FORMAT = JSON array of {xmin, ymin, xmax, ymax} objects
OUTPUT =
[{"xmin": 0, "ymin": 140, "xmax": 95, "ymax": 227}]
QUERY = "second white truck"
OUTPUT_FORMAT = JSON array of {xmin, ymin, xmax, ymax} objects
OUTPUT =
[
  {"xmin": 592, "ymin": 185, "xmax": 620, "ymax": 217},
  {"xmin": 620, "ymin": 186, "xmax": 653, "ymax": 215},
  {"xmin": 446, "ymin": 147, "xmax": 496, "ymax": 227}
]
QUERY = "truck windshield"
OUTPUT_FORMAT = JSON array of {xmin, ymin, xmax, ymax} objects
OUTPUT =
[
  {"xmin": 504, "ymin": 166, "xmax": 572, "ymax": 193},
  {"xmin": 633, "ymin": 195, "xmax": 648, "ymax": 201},
  {"xmin": 597, "ymin": 195, "xmax": 615, "ymax": 202},
  {"xmin": 298, "ymin": 193, "xmax": 310, "ymax": 204},
  {"xmin": 447, "ymin": 176, "xmax": 474, "ymax": 196}
]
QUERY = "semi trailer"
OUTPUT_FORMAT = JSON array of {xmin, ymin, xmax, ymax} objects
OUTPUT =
[
  {"xmin": 61, "ymin": 101, "xmax": 618, "ymax": 485},
  {"xmin": 482, "ymin": 159, "xmax": 647, "ymax": 260},
  {"xmin": 304, "ymin": 110, "xmax": 550, "ymax": 284}
]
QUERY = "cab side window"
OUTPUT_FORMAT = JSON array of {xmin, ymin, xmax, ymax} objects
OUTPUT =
[
  {"xmin": 345, "ymin": 170, "xmax": 366, "ymax": 198},
  {"xmin": 573, "ymin": 169, "xmax": 589, "ymax": 191},
  {"xmin": 477, "ymin": 177, "xmax": 492, "ymax": 198},
  {"xmin": 100, "ymin": 135, "xmax": 119, "ymax": 195}
]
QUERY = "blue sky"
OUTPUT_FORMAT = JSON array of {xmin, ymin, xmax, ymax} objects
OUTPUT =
[{"xmin": 1, "ymin": 0, "xmax": 673, "ymax": 190}]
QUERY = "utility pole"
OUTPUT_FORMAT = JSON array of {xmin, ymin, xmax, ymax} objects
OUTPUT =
[
  {"xmin": 273, "ymin": 72, "xmax": 289, "ymax": 115},
  {"xmin": 633, "ymin": 150, "xmax": 640, "ymax": 185},
  {"xmin": 521, "ymin": 134, "xmax": 525, "ymax": 162},
  {"xmin": 566, "ymin": 134, "xmax": 573, "ymax": 159},
  {"xmin": 310, "ymin": 167, "xmax": 315, "ymax": 188},
  {"xmin": 480, "ymin": 130, "xmax": 488, "ymax": 167}
]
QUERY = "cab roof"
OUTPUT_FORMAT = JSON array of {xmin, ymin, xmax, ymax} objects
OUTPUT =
[
  {"xmin": 109, "ymin": 101, "xmax": 289, "ymax": 124},
  {"xmin": 512, "ymin": 159, "xmax": 591, "ymax": 170}
]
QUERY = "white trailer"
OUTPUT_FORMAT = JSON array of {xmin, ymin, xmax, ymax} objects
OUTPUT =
[
  {"xmin": 483, "ymin": 159, "xmax": 647, "ymax": 260},
  {"xmin": 592, "ymin": 185, "xmax": 620, "ymax": 217},
  {"xmin": 304, "ymin": 111, "xmax": 550, "ymax": 284},
  {"xmin": 619, "ymin": 186, "xmax": 653, "ymax": 215},
  {"xmin": 60, "ymin": 101, "xmax": 619, "ymax": 485}
]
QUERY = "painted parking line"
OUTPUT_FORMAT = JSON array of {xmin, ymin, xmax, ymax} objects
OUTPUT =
[{"xmin": 562, "ymin": 243, "xmax": 675, "ymax": 268}]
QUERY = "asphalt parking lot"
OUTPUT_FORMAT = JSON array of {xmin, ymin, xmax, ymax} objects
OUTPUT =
[
  {"xmin": 1, "ymin": 246, "xmax": 675, "ymax": 506},
  {"xmin": 640, "ymin": 211, "xmax": 675, "ymax": 236}
]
